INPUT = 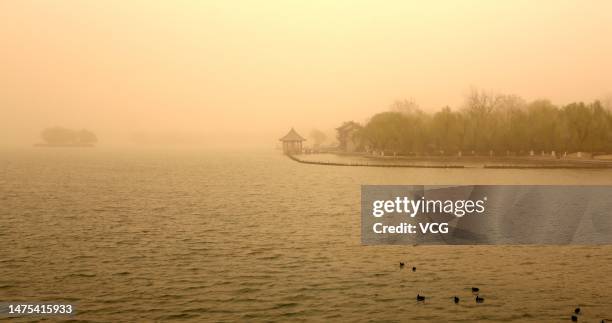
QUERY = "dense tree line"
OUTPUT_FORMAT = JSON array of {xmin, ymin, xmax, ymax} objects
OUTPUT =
[{"xmin": 337, "ymin": 91, "xmax": 612, "ymax": 156}]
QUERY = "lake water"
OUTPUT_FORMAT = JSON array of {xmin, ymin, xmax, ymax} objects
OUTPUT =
[{"xmin": 1, "ymin": 148, "xmax": 612, "ymax": 322}]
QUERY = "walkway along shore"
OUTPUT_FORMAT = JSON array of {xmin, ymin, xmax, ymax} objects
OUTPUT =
[
  {"xmin": 286, "ymin": 154, "xmax": 464, "ymax": 168},
  {"xmin": 483, "ymin": 164, "xmax": 612, "ymax": 169},
  {"xmin": 286, "ymin": 154, "xmax": 612, "ymax": 169}
]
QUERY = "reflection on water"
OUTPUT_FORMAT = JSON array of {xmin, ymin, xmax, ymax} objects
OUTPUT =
[{"xmin": 1, "ymin": 148, "xmax": 612, "ymax": 321}]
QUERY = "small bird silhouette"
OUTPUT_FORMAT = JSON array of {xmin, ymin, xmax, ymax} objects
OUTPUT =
[
  {"xmin": 416, "ymin": 294, "xmax": 425, "ymax": 302},
  {"xmin": 412, "ymin": 266, "xmax": 416, "ymax": 272},
  {"xmin": 475, "ymin": 296, "xmax": 484, "ymax": 303},
  {"xmin": 574, "ymin": 307, "xmax": 580, "ymax": 315},
  {"xmin": 453, "ymin": 296, "xmax": 459, "ymax": 304},
  {"xmin": 471, "ymin": 287, "xmax": 480, "ymax": 293},
  {"xmin": 571, "ymin": 315, "xmax": 578, "ymax": 321},
  {"xmin": 400, "ymin": 262, "xmax": 405, "ymax": 268}
]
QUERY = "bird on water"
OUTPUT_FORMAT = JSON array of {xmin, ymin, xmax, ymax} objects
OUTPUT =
[
  {"xmin": 399, "ymin": 262, "xmax": 405, "ymax": 269},
  {"xmin": 453, "ymin": 296, "xmax": 459, "ymax": 304},
  {"xmin": 471, "ymin": 287, "xmax": 479, "ymax": 293},
  {"xmin": 574, "ymin": 307, "xmax": 580, "ymax": 315},
  {"xmin": 412, "ymin": 266, "xmax": 416, "ymax": 272},
  {"xmin": 475, "ymin": 296, "xmax": 484, "ymax": 303},
  {"xmin": 571, "ymin": 315, "xmax": 578, "ymax": 322},
  {"xmin": 416, "ymin": 294, "xmax": 425, "ymax": 302}
]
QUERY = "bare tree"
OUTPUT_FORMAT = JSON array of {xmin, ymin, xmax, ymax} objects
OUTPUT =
[{"xmin": 309, "ymin": 129, "xmax": 327, "ymax": 148}]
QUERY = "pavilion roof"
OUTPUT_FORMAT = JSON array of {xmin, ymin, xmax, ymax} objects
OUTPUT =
[{"xmin": 279, "ymin": 128, "xmax": 306, "ymax": 142}]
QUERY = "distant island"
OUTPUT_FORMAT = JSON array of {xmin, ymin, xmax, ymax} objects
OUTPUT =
[{"xmin": 34, "ymin": 127, "xmax": 98, "ymax": 147}]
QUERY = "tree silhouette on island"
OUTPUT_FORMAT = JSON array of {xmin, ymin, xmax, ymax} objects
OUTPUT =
[{"xmin": 35, "ymin": 127, "xmax": 98, "ymax": 147}]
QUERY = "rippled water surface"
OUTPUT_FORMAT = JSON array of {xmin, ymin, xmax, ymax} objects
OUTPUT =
[{"xmin": 2, "ymin": 148, "xmax": 612, "ymax": 322}]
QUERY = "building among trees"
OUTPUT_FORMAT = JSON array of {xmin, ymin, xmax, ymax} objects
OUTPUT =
[{"xmin": 336, "ymin": 121, "xmax": 363, "ymax": 152}]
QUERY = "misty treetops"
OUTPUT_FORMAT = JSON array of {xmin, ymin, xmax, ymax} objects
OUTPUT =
[{"xmin": 338, "ymin": 90, "xmax": 612, "ymax": 156}]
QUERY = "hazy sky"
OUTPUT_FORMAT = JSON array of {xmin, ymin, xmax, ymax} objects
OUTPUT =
[{"xmin": 1, "ymin": 1, "xmax": 612, "ymax": 146}]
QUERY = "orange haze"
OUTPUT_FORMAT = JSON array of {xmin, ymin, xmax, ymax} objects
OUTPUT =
[{"xmin": 1, "ymin": 1, "xmax": 611, "ymax": 147}]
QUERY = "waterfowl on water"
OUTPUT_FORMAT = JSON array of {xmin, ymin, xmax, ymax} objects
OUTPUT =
[
  {"xmin": 571, "ymin": 315, "xmax": 578, "ymax": 322},
  {"xmin": 416, "ymin": 294, "xmax": 425, "ymax": 301},
  {"xmin": 453, "ymin": 296, "xmax": 459, "ymax": 304},
  {"xmin": 471, "ymin": 287, "xmax": 480, "ymax": 293},
  {"xmin": 412, "ymin": 266, "xmax": 416, "ymax": 272},
  {"xmin": 475, "ymin": 296, "xmax": 484, "ymax": 303},
  {"xmin": 574, "ymin": 307, "xmax": 580, "ymax": 314},
  {"xmin": 400, "ymin": 262, "xmax": 405, "ymax": 268}
]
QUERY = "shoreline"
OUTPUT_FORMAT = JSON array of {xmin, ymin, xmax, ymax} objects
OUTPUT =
[
  {"xmin": 290, "ymin": 152, "xmax": 612, "ymax": 169},
  {"xmin": 287, "ymin": 154, "xmax": 465, "ymax": 168}
]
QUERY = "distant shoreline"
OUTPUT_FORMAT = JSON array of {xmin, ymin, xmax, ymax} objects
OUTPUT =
[{"xmin": 34, "ymin": 143, "xmax": 95, "ymax": 148}]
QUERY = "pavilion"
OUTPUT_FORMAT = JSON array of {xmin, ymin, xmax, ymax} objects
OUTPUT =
[{"xmin": 279, "ymin": 128, "xmax": 306, "ymax": 154}]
